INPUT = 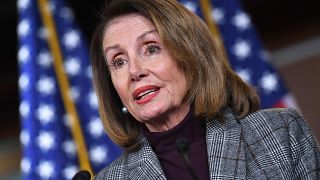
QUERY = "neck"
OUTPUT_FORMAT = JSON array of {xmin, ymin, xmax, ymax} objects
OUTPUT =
[{"xmin": 145, "ymin": 102, "xmax": 191, "ymax": 132}]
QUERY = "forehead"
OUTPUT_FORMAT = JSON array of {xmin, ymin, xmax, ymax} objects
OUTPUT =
[{"xmin": 103, "ymin": 14, "xmax": 156, "ymax": 45}]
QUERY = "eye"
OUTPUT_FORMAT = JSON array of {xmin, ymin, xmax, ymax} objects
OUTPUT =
[
  {"xmin": 146, "ymin": 44, "xmax": 161, "ymax": 55},
  {"xmin": 112, "ymin": 57, "xmax": 127, "ymax": 69}
]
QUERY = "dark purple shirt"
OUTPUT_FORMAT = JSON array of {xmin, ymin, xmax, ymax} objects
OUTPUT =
[{"xmin": 141, "ymin": 108, "xmax": 209, "ymax": 180}]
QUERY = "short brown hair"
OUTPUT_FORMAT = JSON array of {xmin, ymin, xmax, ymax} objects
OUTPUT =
[{"xmin": 91, "ymin": 0, "xmax": 260, "ymax": 151}]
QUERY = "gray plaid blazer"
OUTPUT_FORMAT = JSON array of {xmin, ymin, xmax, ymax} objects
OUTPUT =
[{"xmin": 95, "ymin": 108, "xmax": 320, "ymax": 179}]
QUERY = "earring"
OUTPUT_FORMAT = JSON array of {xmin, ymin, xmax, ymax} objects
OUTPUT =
[{"xmin": 121, "ymin": 106, "xmax": 128, "ymax": 114}]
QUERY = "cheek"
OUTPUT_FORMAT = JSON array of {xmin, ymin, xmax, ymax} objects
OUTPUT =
[{"xmin": 111, "ymin": 76, "xmax": 129, "ymax": 103}]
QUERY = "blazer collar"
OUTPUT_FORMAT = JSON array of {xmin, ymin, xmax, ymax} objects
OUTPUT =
[
  {"xmin": 206, "ymin": 109, "xmax": 246, "ymax": 179},
  {"xmin": 125, "ymin": 110, "xmax": 246, "ymax": 180},
  {"xmin": 126, "ymin": 136, "xmax": 166, "ymax": 180}
]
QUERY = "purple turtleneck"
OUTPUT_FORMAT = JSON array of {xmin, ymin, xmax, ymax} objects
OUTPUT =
[{"xmin": 141, "ymin": 107, "xmax": 209, "ymax": 180}]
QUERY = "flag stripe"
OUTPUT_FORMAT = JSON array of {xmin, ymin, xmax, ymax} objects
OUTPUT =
[{"xmin": 37, "ymin": 0, "xmax": 92, "ymax": 173}]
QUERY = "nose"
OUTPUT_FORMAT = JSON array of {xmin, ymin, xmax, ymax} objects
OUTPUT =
[{"xmin": 129, "ymin": 58, "xmax": 148, "ymax": 81}]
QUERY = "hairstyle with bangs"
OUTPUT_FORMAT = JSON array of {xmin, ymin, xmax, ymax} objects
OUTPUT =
[{"xmin": 91, "ymin": 0, "xmax": 260, "ymax": 151}]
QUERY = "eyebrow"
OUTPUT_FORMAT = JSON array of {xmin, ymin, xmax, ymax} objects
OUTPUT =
[{"xmin": 104, "ymin": 29, "xmax": 158, "ymax": 55}]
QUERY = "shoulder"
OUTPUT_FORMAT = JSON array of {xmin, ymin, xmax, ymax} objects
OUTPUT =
[
  {"xmin": 240, "ymin": 108, "xmax": 305, "ymax": 135},
  {"xmin": 94, "ymin": 155, "xmax": 128, "ymax": 180},
  {"xmin": 239, "ymin": 108, "xmax": 311, "ymax": 144}
]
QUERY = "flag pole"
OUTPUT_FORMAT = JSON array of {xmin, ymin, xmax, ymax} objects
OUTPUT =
[
  {"xmin": 199, "ymin": 0, "xmax": 229, "ymax": 62},
  {"xmin": 37, "ymin": 0, "xmax": 93, "ymax": 175}
]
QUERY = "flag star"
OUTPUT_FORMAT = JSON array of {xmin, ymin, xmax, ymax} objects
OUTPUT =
[
  {"xmin": 63, "ymin": 114, "xmax": 72, "ymax": 127},
  {"xmin": 18, "ymin": 0, "xmax": 30, "ymax": 10},
  {"xmin": 37, "ymin": 161, "xmax": 54, "ymax": 179},
  {"xmin": 19, "ymin": 73, "xmax": 30, "ymax": 90},
  {"xmin": 88, "ymin": 91, "xmax": 99, "ymax": 109},
  {"xmin": 259, "ymin": 50, "xmax": 270, "ymax": 62},
  {"xmin": 38, "ymin": 27, "xmax": 48, "ymax": 39},
  {"xmin": 232, "ymin": 11, "xmax": 251, "ymax": 30},
  {"xmin": 63, "ymin": 165, "xmax": 79, "ymax": 179},
  {"xmin": 63, "ymin": 140, "xmax": 77, "ymax": 157},
  {"xmin": 87, "ymin": 117, "xmax": 104, "ymax": 138},
  {"xmin": 63, "ymin": 30, "xmax": 80, "ymax": 49},
  {"xmin": 86, "ymin": 65, "xmax": 93, "ymax": 79},
  {"xmin": 37, "ymin": 76, "xmax": 55, "ymax": 95},
  {"xmin": 47, "ymin": 1, "xmax": 56, "ymax": 12},
  {"xmin": 18, "ymin": 19, "xmax": 30, "ymax": 37},
  {"xmin": 37, "ymin": 50, "xmax": 52, "ymax": 68},
  {"xmin": 182, "ymin": 1, "xmax": 197, "ymax": 12},
  {"xmin": 232, "ymin": 40, "xmax": 251, "ymax": 60},
  {"xmin": 236, "ymin": 68, "xmax": 251, "ymax": 83},
  {"xmin": 60, "ymin": 7, "xmax": 74, "ymax": 21},
  {"xmin": 18, "ymin": 46, "xmax": 30, "ymax": 63},
  {"xmin": 211, "ymin": 8, "xmax": 225, "ymax": 24},
  {"xmin": 20, "ymin": 101, "xmax": 30, "ymax": 118},
  {"xmin": 20, "ymin": 130, "xmax": 30, "ymax": 146},
  {"xmin": 90, "ymin": 146, "xmax": 108, "ymax": 165},
  {"xmin": 259, "ymin": 72, "xmax": 278, "ymax": 94},
  {"xmin": 37, "ymin": 131, "xmax": 55, "ymax": 151},
  {"xmin": 37, "ymin": 104, "xmax": 55, "ymax": 124},
  {"xmin": 70, "ymin": 86, "xmax": 80, "ymax": 102},
  {"xmin": 65, "ymin": 57, "xmax": 81, "ymax": 76},
  {"xmin": 21, "ymin": 158, "xmax": 31, "ymax": 174}
]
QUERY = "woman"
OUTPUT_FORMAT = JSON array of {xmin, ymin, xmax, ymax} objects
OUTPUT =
[{"xmin": 91, "ymin": 0, "xmax": 320, "ymax": 179}]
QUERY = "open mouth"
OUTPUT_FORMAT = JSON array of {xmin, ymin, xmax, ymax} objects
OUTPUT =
[{"xmin": 134, "ymin": 87, "xmax": 160, "ymax": 100}]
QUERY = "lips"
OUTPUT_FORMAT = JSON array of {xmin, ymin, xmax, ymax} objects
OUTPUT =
[{"xmin": 133, "ymin": 85, "xmax": 160, "ymax": 104}]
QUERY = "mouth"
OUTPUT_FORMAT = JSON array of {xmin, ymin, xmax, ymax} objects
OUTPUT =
[{"xmin": 133, "ymin": 85, "xmax": 160, "ymax": 103}]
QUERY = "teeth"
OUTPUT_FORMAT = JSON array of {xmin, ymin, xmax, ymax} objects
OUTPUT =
[{"xmin": 137, "ymin": 89, "xmax": 157, "ymax": 99}]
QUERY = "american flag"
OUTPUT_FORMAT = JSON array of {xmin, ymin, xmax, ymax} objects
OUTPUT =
[
  {"xmin": 179, "ymin": 0, "xmax": 295, "ymax": 108},
  {"xmin": 17, "ymin": 0, "xmax": 293, "ymax": 179},
  {"xmin": 17, "ymin": 0, "xmax": 121, "ymax": 179}
]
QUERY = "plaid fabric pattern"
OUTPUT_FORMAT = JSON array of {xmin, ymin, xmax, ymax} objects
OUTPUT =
[{"xmin": 94, "ymin": 108, "xmax": 320, "ymax": 179}]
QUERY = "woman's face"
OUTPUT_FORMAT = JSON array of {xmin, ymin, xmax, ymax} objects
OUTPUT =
[{"xmin": 103, "ymin": 14, "xmax": 190, "ymax": 132}]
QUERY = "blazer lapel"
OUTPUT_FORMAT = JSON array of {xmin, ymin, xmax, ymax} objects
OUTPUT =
[
  {"xmin": 206, "ymin": 110, "xmax": 246, "ymax": 179},
  {"xmin": 127, "ymin": 137, "xmax": 167, "ymax": 180}
]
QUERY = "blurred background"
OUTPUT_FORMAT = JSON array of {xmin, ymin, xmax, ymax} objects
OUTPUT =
[{"xmin": 0, "ymin": 0, "xmax": 319, "ymax": 179}]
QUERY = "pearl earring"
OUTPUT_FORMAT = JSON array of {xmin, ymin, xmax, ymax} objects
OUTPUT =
[{"xmin": 122, "ymin": 107, "xmax": 127, "ymax": 114}]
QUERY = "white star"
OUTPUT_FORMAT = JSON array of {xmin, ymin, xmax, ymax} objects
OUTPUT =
[
  {"xmin": 20, "ymin": 101, "xmax": 30, "ymax": 118},
  {"xmin": 38, "ymin": 27, "xmax": 48, "ymax": 39},
  {"xmin": 19, "ymin": 73, "xmax": 29, "ymax": 90},
  {"xmin": 36, "ymin": 104, "xmax": 55, "ymax": 124},
  {"xmin": 63, "ymin": 30, "xmax": 80, "ymax": 49},
  {"xmin": 63, "ymin": 114, "xmax": 72, "ymax": 127},
  {"xmin": 18, "ymin": 46, "xmax": 30, "ymax": 63},
  {"xmin": 232, "ymin": 40, "xmax": 251, "ymax": 60},
  {"xmin": 63, "ymin": 140, "xmax": 77, "ymax": 157},
  {"xmin": 211, "ymin": 7, "xmax": 225, "ymax": 24},
  {"xmin": 236, "ymin": 68, "xmax": 251, "ymax": 83},
  {"xmin": 232, "ymin": 11, "xmax": 251, "ymax": 30},
  {"xmin": 20, "ymin": 130, "xmax": 30, "ymax": 146},
  {"xmin": 37, "ymin": 131, "xmax": 55, "ymax": 151},
  {"xmin": 65, "ymin": 57, "xmax": 81, "ymax": 76},
  {"xmin": 182, "ymin": 1, "xmax": 197, "ymax": 13},
  {"xmin": 37, "ymin": 50, "xmax": 52, "ymax": 68},
  {"xmin": 18, "ymin": 0, "xmax": 30, "ymax": 10},
  {"xmin": 88, "ymin": 90, "xmax": 99, "ymax": 109},
  {"xmin": 37, "ymin": 76, "xmax": 55, "ymax": 95},
  {"xmin": 90, "ymin": 145, "xmax": 108, "ymax": 165},
  {"xmin": 70, "ymin": 86, "xmax": 80, "ymax": 102},
  {"xmin": 86, "ymin": 66, "xmax": 93, "ymax": 79},
  {"xmin": 37, "ymin": 161, "xmax": 54, "ymax": 179},
  {"xmin": 63, "ymin": 165, "xmax": 79, "ymax": 179},
  {"xmin": 87, "ymin": 117, "xmax": 104, "ymax": 138},
  {"xmin": 21, "ymin": 158, "xmax": 31, "ymax": 174},
  {"xmin": 259, "ymin": 72, "xmax": 278, "ymax": 94},
  {"xmin": 60, "ymin": 7, "xmax": 74, "ymax": 21},
  {"xmin": 18, "ymin": 19, "xmax": 30, "ymax": 37}
]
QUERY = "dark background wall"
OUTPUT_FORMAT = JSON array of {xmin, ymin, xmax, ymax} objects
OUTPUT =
[{"xmin": 0, "ymin": 0, "xmax": 319, "ymax": 178}]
